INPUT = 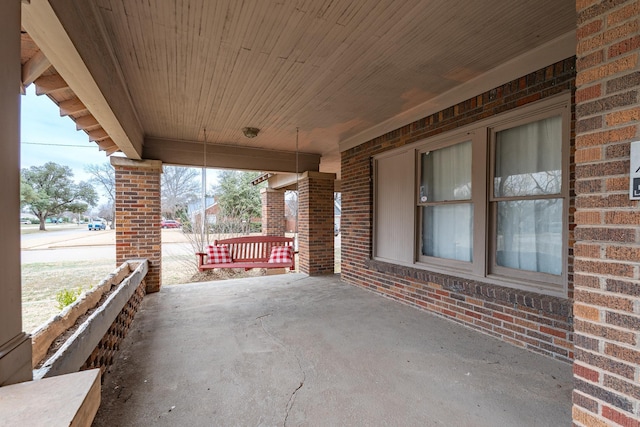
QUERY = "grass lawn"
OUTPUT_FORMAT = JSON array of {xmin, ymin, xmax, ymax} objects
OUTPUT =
[
  {"xmin": 22, "ymin": 260, "xmax": 116, "ymax": 333},
  {"xmin": 21, "ymin": 242, "xmax": 342, "ymax": 334},
  {"xmin": 21, "ymin": 254, "xmax": 200, "ymax": 334}
]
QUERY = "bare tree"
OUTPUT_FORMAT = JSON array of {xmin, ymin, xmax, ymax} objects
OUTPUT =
[
  {"xmin": 162, "ymin": 166, "xmax": 200, "ymax": 219},
  {"xmin": 85, "ymin": 163, "xmax": 115, "ymax": 204},
  {"xmin": 85, "ymin": 163, "xmax": 116, "ymax": 222},
  {"xmin": 285, "ymin": 190, "xmax": 298, "ymax": 218}
]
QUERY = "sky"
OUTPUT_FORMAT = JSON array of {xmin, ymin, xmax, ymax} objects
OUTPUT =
[
  {"xmin": 20, "ymin": 86, "xmax": 112, "ymax": 183},
  {"xmin": 20, "ymin": 86, "xmax": 219, "ymax": 200}
]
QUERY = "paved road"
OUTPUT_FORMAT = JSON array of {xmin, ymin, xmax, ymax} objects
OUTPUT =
[
  {"xmin": 20, "ymin": 244, "xmax": 196, "ymax": 264},
  {"xmin": 21, "ymin": 228, "xmax": 194, "ymax": 264},
  {"xmin": 20, "ymin": 227, "xmax": 341, "ymax": 264}
]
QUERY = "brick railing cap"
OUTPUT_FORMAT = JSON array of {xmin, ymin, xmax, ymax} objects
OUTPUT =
[
  {"xmin": 110, "ymin": 157, "xmax": 163, "ymax": 172},
  {"xmin": 301, "ymin": 171, "xmax": 336, "ymax": 181},
  {"xmin": 260, "ymin": 187, "xmax": 285, "ymax": 194}
]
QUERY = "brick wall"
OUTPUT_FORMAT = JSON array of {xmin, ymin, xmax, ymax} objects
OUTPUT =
[
  {"xmin": 261, "ymin": 188, "xmax": 285, "ymax": 236},
  {"xmin": 573, "ymin": 1, "xmax": 640, "ymax": 425},
  {"xmin": 111, "ymin": 158, "xmax": 162, "ymax": 293},
  {"xmin": 299, "ymin": 172, "xmax": 335, "ymax": 275},
  {"xmin": 341, "ymin": 58, "xmax": 576, "ymax": 362}
]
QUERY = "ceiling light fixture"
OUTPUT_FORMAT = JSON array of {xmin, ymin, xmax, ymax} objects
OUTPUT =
[{"xmin": 242, "ymin": 127, "xmax": 260, "ymax": 138}]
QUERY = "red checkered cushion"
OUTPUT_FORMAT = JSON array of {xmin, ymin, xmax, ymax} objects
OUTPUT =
[
  {"xmin": 207, "ymin": 245, "xmax": 232, "ymax": 264},
  {"xmin": 268, "ymin": 245, "xmax": 293, "ymax": 263}
]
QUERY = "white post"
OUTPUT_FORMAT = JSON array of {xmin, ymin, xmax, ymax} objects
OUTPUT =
[{"xmin": 0, "ymin": 0, "xmax": 33, "ymax": 385}]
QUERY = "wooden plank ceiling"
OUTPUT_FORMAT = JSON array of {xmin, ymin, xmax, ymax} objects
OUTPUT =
[{"xmin": 22, "ymin": 0, "xmax": 576, "ymax": 175}]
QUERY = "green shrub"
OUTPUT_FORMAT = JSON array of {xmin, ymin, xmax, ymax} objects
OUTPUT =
[{"xmin": 55, "ymin": 287, "xmax": 82, "ymax": 311}]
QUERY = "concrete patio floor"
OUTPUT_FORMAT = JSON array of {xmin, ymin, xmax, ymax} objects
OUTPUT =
[{"xmin": 93, "ymin": 274, "xmax": 572, "ymax": 426}]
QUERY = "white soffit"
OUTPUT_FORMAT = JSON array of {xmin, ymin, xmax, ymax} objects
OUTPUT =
[
  {"xmin": 21, "ymin": 0, "xmax": 142, "ymax": 159},
  {"xmin": 338, "ymin": 31, "xmax": 577, "ymax": 152}
]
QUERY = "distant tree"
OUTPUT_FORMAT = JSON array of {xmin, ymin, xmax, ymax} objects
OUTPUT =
[
  {"xmin": 85, "ymin": 163, "xmax": 115, "ymax": 204},
  {"xmin": 20, "ymin": 176, "xmax": 38, "ymax": 207},
  {"xmin": 285, "ymin": 190, "xmax": 298, "ymax": 218},
  {"xmin": 161, "ymin": 166, "xmax": 200, "ymax": 219},
  {"xmin": 21, "ymin": 162, "xmax": 98, "ymax": 230},
  {"xmin": 213, "ymin": 171, "xmax": 263, "ymax": 228},
  {"xmin": 85, "ymin": 163, "xmax": 116, "ymax": 222},
  {"xmin": 96, "ymin": 201, "xmax": 115, "ymax": 222}
]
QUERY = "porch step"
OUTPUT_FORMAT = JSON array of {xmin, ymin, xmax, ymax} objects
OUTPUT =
[{"xmin": 0, "ymin": 369, "xmax": 100, "ymax": 427}]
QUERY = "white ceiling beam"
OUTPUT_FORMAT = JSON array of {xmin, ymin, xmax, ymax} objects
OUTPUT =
[
  {"xmin": 21, "ymin": 49, "xmax": 50, "ymax": 88},
  {"xmin": 143, "ymin": 137, "xmax": 321, "ymax": 174},
  {"xmin": 21, "ymin": 0, "xmax": 143, "ymax": 159}
]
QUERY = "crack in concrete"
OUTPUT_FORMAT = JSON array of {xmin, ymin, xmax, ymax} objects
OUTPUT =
[
  {"xmin": 256, "ymin": 315, "xmax": 306, "ymax": 427},
  {"xmin": 283, "ymin": 354, "xmax": 306, "ymax": 427}
]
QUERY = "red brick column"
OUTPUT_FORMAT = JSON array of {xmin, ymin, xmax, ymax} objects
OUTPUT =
[
  {"xmin": 111, "ymin": 158, "xmax": 162, "ymax": 293},
  {"xmin": 261, "ymin": 188, "xmax": 285, "ymax": 236},
  {"xmin": 298, "ymin": 172, "xmax": 335, "ymax": 275},
  {"xmin": 573, "ymin": 1, "xmax": 640, "ymax": 425}
]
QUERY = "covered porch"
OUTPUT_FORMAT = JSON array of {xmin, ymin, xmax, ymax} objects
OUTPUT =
[
  {"xmin": 93, "ymin": 274, "xmax": 572, "ymax": 426},
  {"xmin": 1, "ymin": 1, "xmax": 640, "ymax": 425}
]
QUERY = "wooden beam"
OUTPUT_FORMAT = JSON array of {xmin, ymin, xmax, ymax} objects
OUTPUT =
[
  {"xmin": 265, "ymin": 173, "xmax": 300, "ymax": 190},
  {"xmin": 105, "ymin": 146, "xmax": 120, "ymax": 156},
  {"xmin": 59, "ymin": 97, "xmax": 87, "ymax": 116},
  {"xmin": 143, "ymin": 137, "xmax": 321, "ymax": 174},
  {"xmin": 34, "ymin": 73, "xmax": 68, "ymax": 95},
  {"xmin": 87, "ymin": 128, "xmax": 109, "ymax": 142},
  {"xmin": 22, "ymin": 0, "xmax": 143, "ymax": 159},
  {"xmin": 263, "ymin": 173, "xmax": 342, "ymax": 191},
  {"xmin": 74, "ymin": 115, "xmax": 100, "ymax": 131},
  {"xmin": 96, "ymin": 138, "xmax": 117, "ymax": 152},
  {"xmin": 21, "ymin": 49, "xmax": 50, "ymax": 88}
]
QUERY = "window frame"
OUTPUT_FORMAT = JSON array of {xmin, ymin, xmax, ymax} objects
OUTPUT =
[
  {"xmin": 416, "ymin": 133, "xmax": 485, "ymax": 274},
  {"xmin": 371, "ymin": 93, "xmax": 571, "ymax": 297},
  {"xmin": 487, "ymin": 105, "xmax": 571, "ymax": 291}
]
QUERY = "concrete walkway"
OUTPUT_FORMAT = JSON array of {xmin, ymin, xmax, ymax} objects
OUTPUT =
[{"xmin": 93, "ymin": 274, "xmax": 572, "ymax": 426}]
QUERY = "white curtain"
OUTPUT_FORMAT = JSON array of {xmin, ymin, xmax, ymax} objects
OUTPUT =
[
  {"xmin": 421, "ymin": 141, "xmax": 472, "ymax": 262},
  {"xmin": 494, "ymin": 116, "xmax": 563, "ymax": 275},
  {"xmin": 422, "ymin": 204, "xmax": 473, "ymax": 261},
  {"xmin": 494, "ymin": 116, "xmax": 562, "ymax": 197}
]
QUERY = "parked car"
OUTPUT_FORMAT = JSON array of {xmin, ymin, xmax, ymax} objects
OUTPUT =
[
  {"xmin": 88, "ymin": 221, "xmax": 106, "ymax": 231},
  {"xmin": 161, "ymin": 220, "xmax": 181, "ymax": 229}
]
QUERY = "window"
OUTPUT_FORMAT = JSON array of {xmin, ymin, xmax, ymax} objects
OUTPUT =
[
  {"xmin": 419, "ymin": 140, "xmax": 473, "ymax": 263},
  {"xmin": 373, "ymin": 95, "xmax": 570, "ymax": 296},
  {"xmin": 491, "ymin": 115, "xmax": 564, "ymax": 280}
]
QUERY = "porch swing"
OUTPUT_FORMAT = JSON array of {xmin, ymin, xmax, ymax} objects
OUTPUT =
[{"xmin": 193, "ymin": 128, "xmax": 296, "ymax": 272}]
